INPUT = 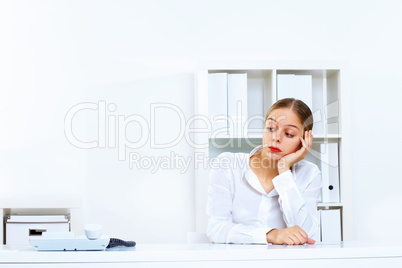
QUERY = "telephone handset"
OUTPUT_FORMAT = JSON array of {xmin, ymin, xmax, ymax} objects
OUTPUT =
[
  {"xmin": 107, "ymin": 238, "xmax": 136, "ymax": 248},
  {"xmin": 84, "ymin": 224, "xmax": 136, "ymax": 248}
]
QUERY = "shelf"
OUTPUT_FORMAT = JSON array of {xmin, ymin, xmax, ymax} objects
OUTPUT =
[
  {"xmin": 314, "ymin": 134, "xmax": 342, "ymax": 139},
  {"xmin": 197, "ymin": 59, "xmax": 348, "ymax": 70},
  {"xmin": 209, "ymin": 135, "xmax": 262, "ymax": 140},
  {"xmin": 0, "ymin": 198, "xmax": 82, "ymax": 209},
  {"xmin": 318, "ymin": 203, "xmax": 343, "ymax": 207},
  {"xmin": 195, "ymin": 64, "xmax": 351, "ymax": 242},
  {"xmin": 0, "ymin": 198, "xmax": 83, "ymax": 245},
  {"xmin": 209, "ymin": 134, "xmax": 341, "ymax": 140}
]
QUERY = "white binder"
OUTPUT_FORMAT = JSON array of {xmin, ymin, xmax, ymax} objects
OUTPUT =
[
  {"xmin": 227, "ymin": 73, "xmax": 247, "ymax": 137},
  {"xmin": 277, "ymin": 74, "xmax": 295, "ymax": 100},
  {"xmin": 208, "ymin": 73, "xmax": 228, "ymax": 137},
  {"xmin": 325, "ymin": 100, "xmax": 340, "ymax": 134},
  {"xmin": 247, "ymin": 79, "xmax": 264, "ymax": 135},
  {"xmin": 295, "ymin": 75, "xmax": 313, "ymax": 110},
  {"xmin": 320, "ymin": 209, "xmax": 342, "ymax": 243},
  {"xmin": 320, "ymin": 143, "xmax": 340, "ymax": 203},
  {"xmin": 277, "ymin": 74, "xmax": 313, "ymax": 110}
]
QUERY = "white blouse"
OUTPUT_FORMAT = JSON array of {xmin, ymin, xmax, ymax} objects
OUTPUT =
[{"xmin": 206, "ymin": 145, "xmax": 322, "ymax": 244}]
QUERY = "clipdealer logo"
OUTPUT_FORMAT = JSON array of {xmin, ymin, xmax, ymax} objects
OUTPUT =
[
  {"xmin": 63, "ymin": 101, "xmax": 259, "ymax": 172},
  {"xmin": 64, "ymin": 101, "xmax": 191, "ymax": 160}
]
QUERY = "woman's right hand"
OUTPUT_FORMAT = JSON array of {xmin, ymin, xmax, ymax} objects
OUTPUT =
[{"xmin": 266, "ymin": 225, "xmax": 315, "ymax": 245}]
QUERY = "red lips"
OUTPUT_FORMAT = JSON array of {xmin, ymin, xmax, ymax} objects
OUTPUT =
[{"xmin": 269, "ymin": 146, "xmax": 282, "ymax": 153}]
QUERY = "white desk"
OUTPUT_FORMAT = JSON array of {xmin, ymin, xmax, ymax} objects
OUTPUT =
[{"xmin": 1, "ymin": 241, "xmax": 401, "ymax": 267}]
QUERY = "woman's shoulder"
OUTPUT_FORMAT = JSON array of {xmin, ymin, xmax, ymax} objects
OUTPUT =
[
  {"xmin": 209, "ymin": 152, "xmax": 249, "ymax": 185},
  {"xmin": 296, "ymin": 160, "xmax": 321, "ymax": 175},
  {"xmin": 212, "ymin": 152, "xmax": 250, "ymax": 170},
  {"xmin": 215, "ymin": 151, "xmax": 249, "ymax": 159}
]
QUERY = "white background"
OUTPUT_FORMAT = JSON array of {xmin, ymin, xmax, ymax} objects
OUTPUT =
[{"xmin": 1, "ymin": 0, "xmax": 401, "ymax": 243}]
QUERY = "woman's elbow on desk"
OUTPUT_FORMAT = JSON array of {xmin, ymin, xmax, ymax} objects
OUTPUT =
[
  {"xmin": 206, "ymin": 222, "xmax": 229, "ymax": 244},
  {"xmin": 206, "ymin": 230, "xmax": 226, "ymax": 244}
]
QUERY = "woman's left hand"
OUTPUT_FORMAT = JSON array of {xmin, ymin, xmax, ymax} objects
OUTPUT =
[{"xmin": 277, "ymin": 130, "xmax": 313, "ymax": 174}]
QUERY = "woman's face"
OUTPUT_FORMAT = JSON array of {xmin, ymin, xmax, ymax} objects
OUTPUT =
[{"xmin": 262, "ymin": 108, "xmax": 304, "ymax": 160}]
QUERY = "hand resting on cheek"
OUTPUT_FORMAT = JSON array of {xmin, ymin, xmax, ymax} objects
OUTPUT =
[{"xmin": 277, "ymin": 130, "xmax": 313, "ymax": 174}]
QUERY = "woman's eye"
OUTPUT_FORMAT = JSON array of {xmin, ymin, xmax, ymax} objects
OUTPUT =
[
  {"xmin": 267, "ymin": 127, "xmax": 275, "ymax": 132},
  {"xmin": 285, "ymin": 133, "xmax": 294, "ymax": 138}
]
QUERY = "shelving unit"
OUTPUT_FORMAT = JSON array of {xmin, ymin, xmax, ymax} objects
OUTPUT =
[
  {"xmin": 194, "ymin": 60, "xmax": 352, "ymax": 241},
  {"xmin": 0, "ymin": 198, "xmax": 83, "ymax": 244}
]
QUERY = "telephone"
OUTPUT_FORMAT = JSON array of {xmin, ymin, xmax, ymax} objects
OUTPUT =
[
  {"xmin": 84, "ymin": 224, "xmax": 136, "ymax": 248},
  {"xmin": 29, "ymin": 224, "xmax": 136, "ymax": 251}
]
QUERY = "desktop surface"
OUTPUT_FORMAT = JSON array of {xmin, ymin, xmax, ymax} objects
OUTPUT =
[{"xmin": 1, "ymin": 241, "xmax": 401, "ymax": 267}]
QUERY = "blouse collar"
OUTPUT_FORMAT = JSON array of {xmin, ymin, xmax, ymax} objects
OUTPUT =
[
  {"xmin": 246, "ymin": 145, "xmax": 279, "ymax": 197},
  {"xmin": 249, "ymin": 144, "xmax": 264, "ymax": 158}
]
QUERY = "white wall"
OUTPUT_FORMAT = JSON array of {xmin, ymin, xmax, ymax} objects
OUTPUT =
[{"xmin": 1, "ymin": 0, "xmax": 402, "ymax": 242}]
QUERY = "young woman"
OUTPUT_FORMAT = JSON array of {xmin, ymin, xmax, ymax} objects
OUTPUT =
[{"xmin": 207, "ymin": 98, "xmax": 321, "ymax": 245}]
